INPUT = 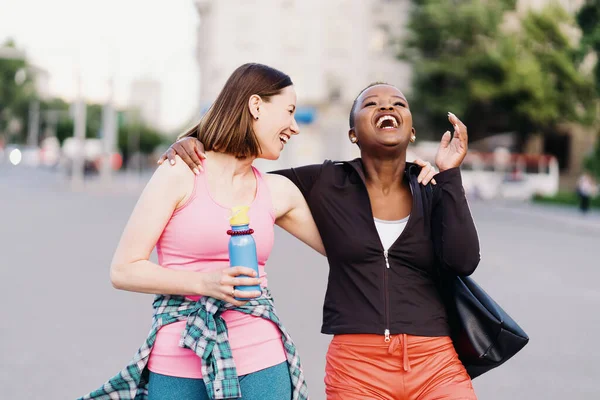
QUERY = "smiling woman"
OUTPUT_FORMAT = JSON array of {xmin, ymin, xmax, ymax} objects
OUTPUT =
[
  {"xmin": 78, "ymin": 63, "xmax": 325, "ymax": 400},
  {"xmin": 348, "ymin": 83, "xmax": 417, "ymax": 151},
  {"xmin": 162, "ymin": 81, "xmax": 484, "ymax": 399},
  {"xmin": 178, "ymin": 63, "xmax": 298, "ymax": 160}
]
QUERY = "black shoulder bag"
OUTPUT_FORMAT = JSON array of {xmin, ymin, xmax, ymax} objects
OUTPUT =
[
  {"xmin": 438, "ymin": 270, "xmax": 530, "ymax": 378},
  {"xmin": 427, "ymin": 183, "xmax": 529, "ymax": 379}
]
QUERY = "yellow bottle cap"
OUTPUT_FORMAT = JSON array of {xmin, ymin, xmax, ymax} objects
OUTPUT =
[{"xmin": 230, "ymin": 206, "xmax": 250, "ymax": 226}]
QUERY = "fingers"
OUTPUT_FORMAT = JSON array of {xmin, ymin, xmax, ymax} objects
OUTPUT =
[
  {"xmin": 422, "ymin": 167, "xmax": 437, "ymax": 185},
  {"xmin": 221, "ymin": 287, "xmax": 261, "ymax": 306},
  {"xmin": 448, "ymin": 112, "xmax": 468, "ymax": 142},
  {"xmin": 224, "ymin": 292, "xmax": 248, "ymax": 307},
  {"xmin": 183, "ymin": 138, "xmax": 207, "ymax": 173},
  {"xmin": 157, "ymin": 149, "xmax": 175, "ymax": 165},
  {"xmin": 229, "ymin": 276, "xmax": 262, "ymax": 287},
  {"xmin": 414, "ymin": 159, "xmax": 437, "ymax": 185},
  {"xmin": 172, "ymin": 142, "xmax": 201, "ymax": 174},
  {"xmin": 439, "ymin": 130, "xmax": 452, "ymax": 149},
  {"xmin": 188, "ymin": 148, "xmax": 205, "ymax": 174},
  {"xmin": 231, "ymin": 288, "xmax": 262, "ymax": 299},
  {"xmin": 229, "ymin": 266, "xmax": 258, "ymax": 277},
  {"xmin": 166, "ymin": 148, "xmax": 178, "ymax": 166},
  {"xmin": 193, "ymin": 138, "xmax": 207, "ymax": 157}
]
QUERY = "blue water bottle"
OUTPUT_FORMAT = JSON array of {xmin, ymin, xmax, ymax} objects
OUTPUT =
[{"xmin": 228, "ymin": 206, "xmax": 261, "ymax": 299}]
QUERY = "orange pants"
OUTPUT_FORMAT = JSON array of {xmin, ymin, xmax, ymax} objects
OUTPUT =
[{"xmin": 325, "ymin": 334, "xmax": 477, "ymax": 400}]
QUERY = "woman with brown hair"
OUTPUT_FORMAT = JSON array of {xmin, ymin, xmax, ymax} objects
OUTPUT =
[
  {"xmin": 163, "ymin": 82, "xmax": 480, "ymax": 399},
  {"xmin": 79, "ymin": 63, "xmax": 324, "ymax": 400}
]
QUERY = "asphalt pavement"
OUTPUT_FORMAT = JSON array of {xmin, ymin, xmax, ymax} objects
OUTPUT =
[{"xmin": 1, "ymin": 165, "xmax": 598, "ymax": 399}]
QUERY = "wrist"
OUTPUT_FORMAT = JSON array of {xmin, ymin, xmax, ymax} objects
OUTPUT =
[
  {"xmin": 184, "ymin": 271, "xmax": 206, "ymax": 296},
  {"xmin": 436, "ymin": 163, "xmax": 459, "ymax": 173},
  {"xmin": 433, "ymin": 167, "xmax": 462, "ymax": 184}
]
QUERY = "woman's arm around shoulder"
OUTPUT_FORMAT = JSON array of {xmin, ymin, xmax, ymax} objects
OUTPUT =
[{"xmin": 264, "ymin": 173, "xmax": 326, "ymax": 256}]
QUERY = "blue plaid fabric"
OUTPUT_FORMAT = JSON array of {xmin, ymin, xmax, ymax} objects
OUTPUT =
[{"xmin": 78, "ymin": 290, "xmax": 309, "ymax": 400}]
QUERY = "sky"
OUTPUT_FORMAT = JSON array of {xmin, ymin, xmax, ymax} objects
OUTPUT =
[{"xmin": 0, "ymin": 0, "xmax": 199, "ymax": 131}]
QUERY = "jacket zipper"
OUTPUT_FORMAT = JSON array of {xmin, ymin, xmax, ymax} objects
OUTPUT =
[{"xmin": 384, "ymin": 250, "xmax": 391, "ymax": 343}]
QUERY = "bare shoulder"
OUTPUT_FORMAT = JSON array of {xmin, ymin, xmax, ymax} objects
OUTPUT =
[
  {"xmin": 263, "ymin": 174, "xmax": 301, "ymax": 198},
  {"xmin": 264, "ymin": 172, "xmax": 303, "ymax": 219},
  {"xmin": 151, "ymin": 155, "xmax": 196, "ymax": 205},
  {"xmin": 155, "ymin": 155, "xmax": 195, "ymax": 182},
  {"xmin": 264, "ymin": 172, "xmax": 296, "ymax": 192}
]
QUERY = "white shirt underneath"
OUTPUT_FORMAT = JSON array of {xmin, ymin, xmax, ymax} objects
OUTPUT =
[{"xmin": 374, "ymin": 216, "xmax": 409, "ymax": 251}]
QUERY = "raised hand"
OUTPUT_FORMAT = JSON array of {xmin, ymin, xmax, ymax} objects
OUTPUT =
[{"xmin": 435, "ymin": 112, "xmax": 468, "ymax": 172}]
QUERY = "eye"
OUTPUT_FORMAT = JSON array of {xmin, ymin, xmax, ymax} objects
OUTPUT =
[
  {"xmin": 364, "ymin": 102, "xmax": 376, "ymax": 107},
  {"xmin": 394, "ymin": 102, "xmax": 406, "ymax": 107}
]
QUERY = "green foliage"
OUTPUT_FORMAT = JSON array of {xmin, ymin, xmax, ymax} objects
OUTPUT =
[
  {"xmin": 576, "ymin": 1, "xmax": 600, "ymax": 175},
  {"xmin": 584, "ymin": 136, "xmax": 600, "ymax": 179},
  {"xmin": 0, "ymin": 40, "xmax": 37, "ymax": 142},
  {"xmin": 403, "ymin": 1, "xmax": 596, "ymax": 147},
  {"xmin": 117, "ymin": 123, "xmax": 165, "ymax": 165},
  {"xmin": 577, "ymin": 0, "xmax": 600, "ymax": 95},
  {"xmin": 532, "ymin": 191, "xmax": 600, "ymax": 208}
]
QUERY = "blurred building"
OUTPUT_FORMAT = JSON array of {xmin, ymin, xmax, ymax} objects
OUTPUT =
[
  {"xmin": 193, "ymin": 0, "xmax": 412, "ymax": 164},
  {"xmin": 129, "ymin": 78, "xmax": 162, "ymax": 129},
  {"xmin": 194, "ymin": 0, "xmax": 410, "ymax": 106}
]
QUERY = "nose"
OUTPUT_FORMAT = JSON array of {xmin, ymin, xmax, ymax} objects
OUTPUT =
[
  {"xmin": 290, "ymin": 117, "xmax": 300, "ymax": 135},
  {"xmin": 379, "ymin": 105, "xmax": 394, "ymax": 111}
]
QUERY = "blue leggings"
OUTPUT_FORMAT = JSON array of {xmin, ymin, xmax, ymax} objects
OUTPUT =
[{"xmin": 147, "ymin": 361, "xmax": 292, "ymax": 400}]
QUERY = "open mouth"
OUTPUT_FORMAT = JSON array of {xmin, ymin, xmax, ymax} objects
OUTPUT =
[
  {"xmin": 375, "ymin": 115, "xmax": 399, "ymax": 130},
  {"xmin": 279, "ymin": 133, "xmax": 290, "ymax": 147}
]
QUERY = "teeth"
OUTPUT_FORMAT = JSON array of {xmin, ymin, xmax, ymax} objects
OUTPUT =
[
  {"xmin": 279, "ymin": 134, "xmax": 289, "ymax": 143},
  {"xmin": 376, "ymin": 115, "xmax": 398, "ymax": 128}
]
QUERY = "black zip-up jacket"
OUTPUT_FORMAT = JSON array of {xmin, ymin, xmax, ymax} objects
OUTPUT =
[{"xmin": 272, "ymin": 158, "xmax": 480, "ymax": 338}]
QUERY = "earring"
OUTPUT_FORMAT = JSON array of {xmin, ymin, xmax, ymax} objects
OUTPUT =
[
  {"xmin": 255, "ymin": 116, "xmax": 259, "ymax": 120},
  {"xmin": 410, "ymin": 134, "xmax": 416, "ymax": 143},
  {"xmin": 351, "ymin": 137, "xmax": 357, "ymax": 143}
]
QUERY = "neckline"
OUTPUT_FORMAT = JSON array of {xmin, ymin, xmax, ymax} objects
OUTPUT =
[
  {"xmin": 367, "ymin": 179, "xmax": 415, "ymax": 253},
  {"xmin": 374, "ymin": 216, "xmax": 410, "ymax": 224},
  {"xmin": 202, "ymin": 163, "xmax": 260, "ymax": 210}
]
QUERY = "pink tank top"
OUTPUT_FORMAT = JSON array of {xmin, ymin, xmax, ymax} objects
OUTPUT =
[{"xmin": 147, "ymin": 165, "xmax": 286, "ymax": 378}]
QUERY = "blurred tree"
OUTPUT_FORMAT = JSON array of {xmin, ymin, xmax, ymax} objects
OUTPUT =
[
  {"xmin": 41, "ymin": 99, "xmax": 165, "ymax": 167},
  {"xmin": 118, "ymin": 122, "xmax": 165, "ymax": 167},
  {"xmin": 41, "ymin": 99, "xmax": 105, "ymax": 143},
  {"xmin": 577, "ymin": 0, "xmax": 600, "ymax": 95},
  {"xmin": 403, "ymin": 1, "xmax": 596, "ymax": 151},
  {"xmin": 0, "ymin": 39, "xmax": 37, "ymax": 144},
  {"xmin": 577, "ymin": 0, "xmax": 600, "ymax": 178},
  {"xmin": 584, "ymin": 142, "xmax": 600, "ymax": 178}
]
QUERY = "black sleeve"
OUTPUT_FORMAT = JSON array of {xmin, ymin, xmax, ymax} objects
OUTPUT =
[
  {"xmin": 268, "ymin": 163, "xmax": 325, "ymax": 200},
  {"xmin": 431, "ymin": 167, "xmax": 481, "ymax": 276}
]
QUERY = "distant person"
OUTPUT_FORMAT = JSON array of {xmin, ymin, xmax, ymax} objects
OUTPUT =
[
  {"xmin": 162, "ymin": 83, "xmax": 481, "ymax": 400},
  {"xmin": 79, "ymin": 63, "xmax": 326, "ymax": 400},
  {"xmin": 577, "ymin": 172, "xmax": 598, "ymax": 214}
]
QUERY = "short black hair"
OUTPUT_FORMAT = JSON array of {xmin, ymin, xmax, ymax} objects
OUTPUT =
[{"xmin": 349, "ymin": 82, "xmax": 390, "ymax": 129}]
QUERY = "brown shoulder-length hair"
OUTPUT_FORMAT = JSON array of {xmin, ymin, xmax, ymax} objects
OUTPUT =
[{"xmin": 180, "ymin": 63, "xmax": 293, "ymax": 158}]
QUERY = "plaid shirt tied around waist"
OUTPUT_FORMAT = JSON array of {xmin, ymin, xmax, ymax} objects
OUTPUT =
[{"xmin": 78, "ymin": 290, "xmax": 309, "ymax": 400}]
